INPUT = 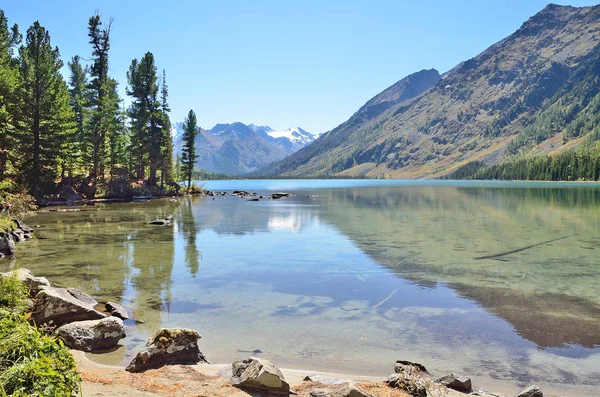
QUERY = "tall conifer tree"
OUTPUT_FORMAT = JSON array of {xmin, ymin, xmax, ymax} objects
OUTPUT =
[
  {"xmin": 181, "ymin": 110, "xmax": 198, "ymax": 190},
  {"xmin": 0, "ymin": 11, "xmax": 21, "ymax": 179},
  {"xmin": 17, "ymin": 21, "xmax": 74, "ymax": 197},
  {"xmin": 160, "ymin": 69, "xmax": 173, "ymax": 187}
]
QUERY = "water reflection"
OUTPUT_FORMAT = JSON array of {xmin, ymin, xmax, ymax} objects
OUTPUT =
[{"xmin": 3, "ymin": 182, "xmax": 600, "ymax": 396}]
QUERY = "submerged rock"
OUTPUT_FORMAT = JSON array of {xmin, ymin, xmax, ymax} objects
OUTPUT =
[
  {"xmin": 269, "ymin": 192, "xmax": 293, "ymax": 200},
  {"xmin": 148, "ymin": 215, "xmax": 173, "ymax": 226},
  {"xmin": 105, "ymin": 301, "xmax": 129, "ymax": 320},
  {"xmin": 1, "ymin": 268, "xmax": 50, "ymax": 295},
  {"xmin": 310, "ymin": 383, "xmax": 373, "ymax": 397},
  {"xmin": 231, "ymin": 357, "xmax": 290, "ymax": 396},
  {"xmin": 32, "ymin": 286, "xmax": 106, "ymax": 327},
  {"xmin": 56, "ymin": 317, "xmax": 125, "ymax": 352},
  {"xmin": 126, "ymin": 328, "xmax": 208, "ymax": 373},
  {"xmin": 517, "ymin": 385, "xmax": 543, "ymax": 397},
  {"xmin": 436, "ymin": 373, "xmax": 472, "ymax": 393}
]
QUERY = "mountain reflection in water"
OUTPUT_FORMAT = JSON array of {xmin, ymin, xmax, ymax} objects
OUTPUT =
[{"xmin": 3, "ymin": 180, "xmax": 600, "ymax": 397}]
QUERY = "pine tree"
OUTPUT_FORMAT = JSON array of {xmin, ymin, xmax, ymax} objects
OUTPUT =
[
  {"xmin": 160, "ymin": 69, "xmax": 173, "ymax": 188},
  {"xmin": 126, "ymin": 52, "xmax": 162, "ymax": 184},
  {"xmin": 67, "ymin": 55, "xmax": 89, "ymax": 174},
  {"xmin": 87, "ymin": 14, "xmax": 118, "ymax": 182},
  {"xmin": 181, "ymin": 110, "xmax": 198, "ymax": 190},
  {"xmin": 175, "ymin": 154, "xmax": 181, "ymax": 181},
  {"xmin": 0, "ymin": 11, "xmax": 21, "ymax": 179},
  {"xmin": 16, "ymin": 21, "xmax": 75, "ymax": 197}
]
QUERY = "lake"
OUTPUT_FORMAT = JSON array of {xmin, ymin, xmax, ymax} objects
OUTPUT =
[{"xmin": 3, "ymin": 180, "xmax": 600, "ymax": 396}]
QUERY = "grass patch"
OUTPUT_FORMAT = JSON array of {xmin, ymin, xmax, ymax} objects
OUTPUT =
[{"xmin": 0, "ymin": 273, "xmax": 80, "ymax": 396}]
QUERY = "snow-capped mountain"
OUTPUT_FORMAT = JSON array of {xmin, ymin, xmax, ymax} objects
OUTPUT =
[
  {"xmin": 173, "ymin": 121, "xmax": 318, "ymax": 175},
  {"xmin": 267, "ymin": 127, "xmax": 315, "ymax": 145}
]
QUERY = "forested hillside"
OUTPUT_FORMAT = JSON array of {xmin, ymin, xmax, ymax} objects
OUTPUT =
[{"xmin": 262, "ymin": 4, "xmax": 600, "ymax": 180}]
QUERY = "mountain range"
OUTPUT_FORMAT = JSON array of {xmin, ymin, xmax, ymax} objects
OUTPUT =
[
  {"xmin": 172, "ymin": 122, "xmax": 316, "ymax": 175},
  {"xmin": 260, "ymin": 4, "xmax": 600, "ymax": 178}
]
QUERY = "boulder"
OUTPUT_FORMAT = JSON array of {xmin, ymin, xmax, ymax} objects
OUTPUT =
[
  {"xmin": 11, "ymin": 218, "xmax": 33, "ymax": 233},
  {"xmin": 66, "ymin": 287, "xmax": 98, "ymax": 306},
  {"xmin": 310, "ymin": 383, "xmax": 373, "ymax": 397},
  {"xmin": 385, "ymin": 373, "xmax": 427, "ymax": 397},
  {"xmin": 231, "ymin": 357, "xmax": 290, "ymax": 396},
  {"xmin": 56, "ymin": 317, "xmax": 125, "ymax": 352},
  {"xmin": 126, "ymin": 328, "xmax": 208, "ymax": 373},
  {"xmin": 11, "ymin": 230, "xmax": 24, "ymax": 243},
  {"xmin": 0, "ymin": 232, "xmax": 15, "ymax": 256},
  {"xmin": 517, "ymin": 385, "xmax": 543, "ymax": 397},
  {"xmin": 32, "ymin": 286, "xmax": 106, "ymax": 327},
  {"xmin": 394, "ymin": 360, "xmax": 429, "ymax": 375},
  {"xmin": 269, "ymin": 192, "xmax": 293, "ymax": 200},
  {"xmin": 0, "ymin": 269, "xmax": 50, "ymax": 296},
  {"xmin": 436, "ymin": 373, "xmax": 472, "ymax": 393},
  {"xmin": 105, "ymin": 301, "xmax": 129, "ymax": 320}
]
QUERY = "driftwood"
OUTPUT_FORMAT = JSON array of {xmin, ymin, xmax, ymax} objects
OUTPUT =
[
  {"xmin": 474, "ymin": 234, "xmax": 578, "ymax": 260},
  {"xmin": 372, "ymin": 289, "xmax": 398, "ymax": 309}
]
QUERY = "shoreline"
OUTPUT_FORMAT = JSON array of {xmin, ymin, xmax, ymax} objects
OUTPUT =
[{"xmin": 78, "ymin": 350, "xmax": 595, "ymax": 397}]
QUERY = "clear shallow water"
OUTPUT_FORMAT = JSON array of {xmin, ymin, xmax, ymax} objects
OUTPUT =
[{"xmin": 3, "ymin": 180, "xmax": 600, "ymax": 396}]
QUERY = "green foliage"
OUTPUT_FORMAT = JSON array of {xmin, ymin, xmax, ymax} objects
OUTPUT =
[
  {"xmin": 452, "ymin": 145, "xmax": 600, "ymax": 181},
  {"xmin": 181, "ymin": 110, "xmax": 198, "ymax": 189},
  {"xmin": 444, "ymin": 161, "xmax": 486, "ymax": 179},
  {"xmin": 0, "ymin": 275, "xmax": 80, "ymax": 396},
  {"xmin": 126, "ymin": 52, "xmax": 168, "ymax": 184},
  {"xmin": 190, "ymin": 169, "xmax": 234, "ymax": 180},
  {"xmin": 15, "ymin": 21, "xmax": 75, "ymax": 198}
]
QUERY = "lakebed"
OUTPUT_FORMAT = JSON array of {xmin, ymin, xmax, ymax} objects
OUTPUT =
[{"xmin": 2, "ymin": 180, "xmax": 600, "ymax": 396}]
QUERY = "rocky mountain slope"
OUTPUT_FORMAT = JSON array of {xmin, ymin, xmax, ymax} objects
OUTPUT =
[
  {"xmin": 173, "ymin": 122, "xmax": 315, "ymax": 175},
  {"xmin": 262, "ymin": 4, "xmax": 600, "ymax": 178}
]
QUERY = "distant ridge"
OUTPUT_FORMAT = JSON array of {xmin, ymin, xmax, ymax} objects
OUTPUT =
[
  {"xmin": 260, "ymin": 4, "xmax": 600, "ymax": 179},
  {"xmin": 173, "ymin": 122, "xmax": 316, "ymax": 175}
]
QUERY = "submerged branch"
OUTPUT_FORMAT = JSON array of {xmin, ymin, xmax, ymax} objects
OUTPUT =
[{"xmin": 474, "ymin": 234, "xmax": 578, "ymax": 260}]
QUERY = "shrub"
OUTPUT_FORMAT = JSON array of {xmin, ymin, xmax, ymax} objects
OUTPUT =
[{"xmin": 0, "ymin": 275, "xmax": 80, "ymax": 396}]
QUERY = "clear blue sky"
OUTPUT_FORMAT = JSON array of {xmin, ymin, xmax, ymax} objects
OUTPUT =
[{"xmin": 2, "ymin": 1, "xmax": 599, "ymax": 133}]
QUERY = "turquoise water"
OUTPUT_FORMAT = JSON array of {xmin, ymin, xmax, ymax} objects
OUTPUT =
[{"xmin": 3, "ymin": 180, "xmax": 600, "ymax": 396}]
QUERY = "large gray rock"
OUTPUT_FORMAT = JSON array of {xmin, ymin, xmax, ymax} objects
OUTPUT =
[
  {"xmin": 310, "ymin": 383, "xmax": 373, "ymax": 397},
  {"xmin": 105, "ymin": 301, "xmax": 129, "ymax": 320},
  {"xmin": 32, "ymin": 286, "xmax": 106, "ymax": 327},
  {"xmin": 0, "ymin": 232, "xmax": 15, "ymax": 256},
  {"xmin": 56, "ymin": 317, "xmax": 125, "ymax": 352},
  {"xmin": 517, "ymin": 385, "xmax": 543, "ymax": 397},
  {"xmin": 126, "ymin": 328, "xmax": 208, "ymax": 373},
  {"xmin": 1, "ymin": 269, "xmax": 50, "ymax": 295},
  {"xmin": 385, "ymin": 373, "xmax": 427, "ymax": 397},
  {"xmin": 231, "ymin": 357, "xmax": 290, "ymax": 396},
  {"xmin": 436, "ymin": 373, "xmax": 472, "ymax": 393}
]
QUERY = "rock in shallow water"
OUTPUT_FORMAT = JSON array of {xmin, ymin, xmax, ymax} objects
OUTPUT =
[
  {"xmin": 126, "ymin": 328, "xmax": 208, "ymax": 373},
  {"xmin": 32, "ymin": 286, "xmax": 106, "ymax": 327},
  {"xmin": 436, "ymin": 373, "xmax": 472, "ymax": 393},
  {"xmin": 56, "ymin": 317, "xmax": 125, "ymax": 352},
  {"xmin": 231, "ymin": 357, "xmax": 289, "ymax": 396},
  {"xmin": 105, "ymin": 301, "xmax": 129, "ymax": 320}
]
